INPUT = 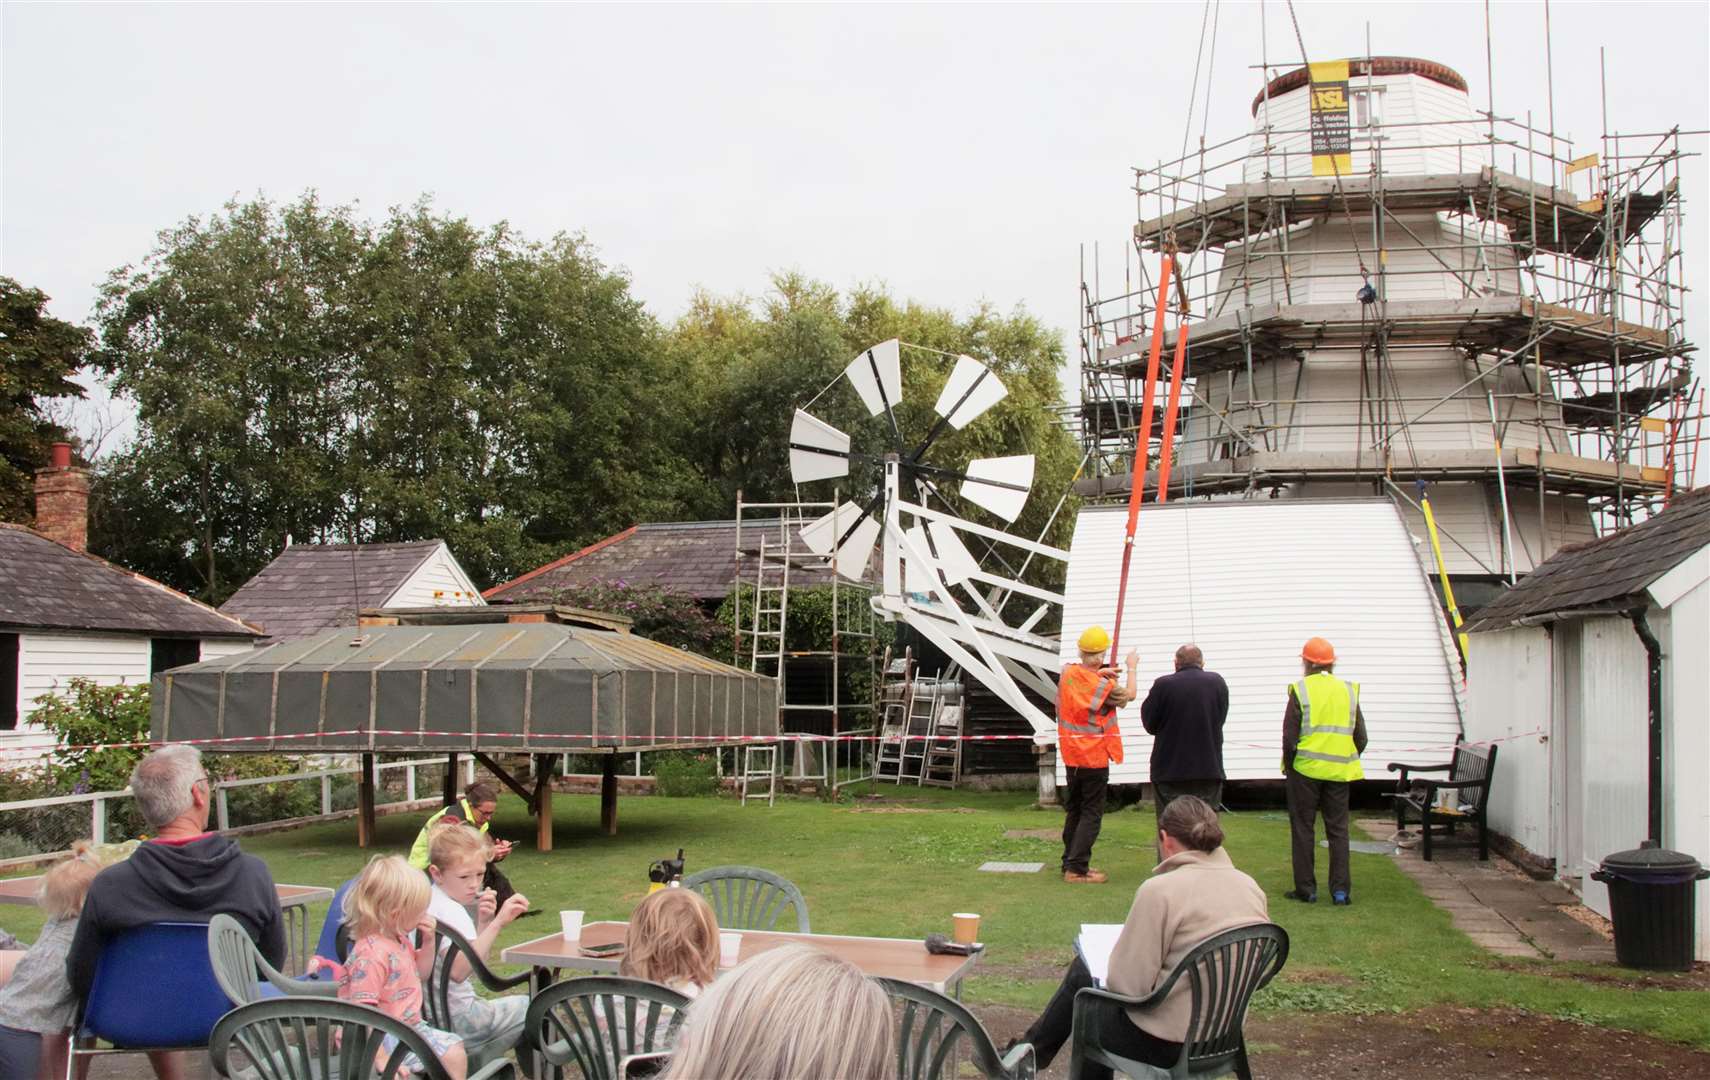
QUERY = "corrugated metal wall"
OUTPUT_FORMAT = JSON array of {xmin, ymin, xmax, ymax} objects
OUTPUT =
[
  {"xmin": 1656, "ymin": 557, "xmax": 1710, "ymax": 960},
  {"xmin": 1061, "ymin": 499, "xmax": 1464, "ymax": 782},
  {"xmin": 1572, "ymin": 615, "xmax": 1652, "ymax": 919},
  {"xmin": 1465, "ymin": 627, "xmax": 1554, "ymax": 856}
]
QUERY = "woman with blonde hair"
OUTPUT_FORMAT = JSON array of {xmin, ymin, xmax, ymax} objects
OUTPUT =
[
  {"xmin": 620, "ymin": 888, "xmax": 719, "ymax": 998},
  {"xmin": 0, "ymin": 842, "xmax": 104, "ymax": 1079},
  {"xmin": 661, "ymin": 943, "xmax": 895, "ymax": 1080}
]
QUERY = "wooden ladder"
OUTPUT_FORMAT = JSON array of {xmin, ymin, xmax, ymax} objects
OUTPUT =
[{"xmin": 919, "ymin": 703, "xmax": 963, "ymax": 788}]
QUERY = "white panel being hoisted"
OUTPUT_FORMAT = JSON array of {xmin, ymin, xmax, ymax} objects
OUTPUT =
[
  {"xmin": 844, "ymin": 339, "xmax": 903, "ymax": 418},
  {"xmin": 961, "ymin": 455, "xmax": 1035, "ymax": 523},
  {"xmin": 934, "ymin": 354, "xmax": 1009, "ymax": 429},
  {"xmin": 1060, "ymin": 499, "xmax": 1466, "ymax": 783},
  {"xmin": 788, "ymin": 409, "xmax": 851, "ymax": 483}
]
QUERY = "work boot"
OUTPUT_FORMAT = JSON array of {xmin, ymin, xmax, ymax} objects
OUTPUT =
[
  {"xmin": 1332, "ymin": 891, "xmax": 1351, "ymax": 906},
  {"xmin": 1063, "ymin": 869, "xmax": 1109, "ymax": 884},
  {"xmin": 1283, "ymin": 889, "xmax": 1317, "ymax": 903}
]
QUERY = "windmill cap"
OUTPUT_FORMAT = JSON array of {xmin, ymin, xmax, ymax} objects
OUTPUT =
[
  {"xmin": 1251, "ymin": 56, "xmax": 1469, "ymax": 116},
  {"xmin": 1078, "ymin": 626, "xmax": 1111, "ymax": 654},
  {"xmin": 1302, "ymin": 637, "xmax": 1337, "ymax": 663}
]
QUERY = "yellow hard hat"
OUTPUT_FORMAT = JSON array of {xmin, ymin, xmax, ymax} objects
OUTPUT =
[{"xmin": 1078, "ymin": 626, "xmax": 1111, "ymax": 653}]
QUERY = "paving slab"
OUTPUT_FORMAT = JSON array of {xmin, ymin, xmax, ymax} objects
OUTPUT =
[{"xmin": 1358, "ymin": 817, "xmax": 1616, "ymax": 965}]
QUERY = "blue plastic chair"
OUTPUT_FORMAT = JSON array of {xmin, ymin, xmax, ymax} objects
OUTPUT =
[
  {"xmin": 313, "ymin": 876, "xmax": 359, "ymax": 965},
  {"xmin": 71, "ymin": 921, "xmax": 235, "ymax": 1074}
]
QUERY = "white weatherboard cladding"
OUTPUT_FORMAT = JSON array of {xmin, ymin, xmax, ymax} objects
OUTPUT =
[
  {"xmin": 1244, "ymin": 72, "xmax": 1489, "ymax": 181},
  {"xmin": 387, "ymin": 543, "xmax": 486, "ymax": 608},
  {"xmin": 1570, "ymin": 616, "xmax": 1653, "ymax": 922},
  {"xmin": 1464, "ymin": 627, "xmax": 1554, "ymax": 856},
  {"xmin": 4, "ymin": 632, "xmax": 154, "ymax": 755},
  {"xmin": 1061, "ymin": 500, "xmax": 1463, "ymax": 783},
  {"xmin": 1653, "ymin": 556, "xmax": 1710, "ymax": 960}
]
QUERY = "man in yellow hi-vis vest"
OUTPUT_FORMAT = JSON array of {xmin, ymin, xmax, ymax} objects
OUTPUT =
[{"xmin": 1282, "ymin": 637, "xmax": 1368, "ymax": 906}]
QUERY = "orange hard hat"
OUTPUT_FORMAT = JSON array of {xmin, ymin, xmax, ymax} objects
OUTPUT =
[{"xmin": 1301, "ymin": 637, "xmax": 1336, "ymax": 664}]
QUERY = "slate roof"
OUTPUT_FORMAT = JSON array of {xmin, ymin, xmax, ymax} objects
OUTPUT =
[
  {"xmin": 0, "ymin": 524, "xmax": 259, "ymax": 638},
  {"xmin": 219, "ymin": 540, "xmax": 443, "ymax": 642},
  {"xmin": 486, "ymin": 520, "xmax": 858, "ymax": 603},
  {"xmin": 1465, "ymin": 486, "xmax": 1710, "ymax": 632}
]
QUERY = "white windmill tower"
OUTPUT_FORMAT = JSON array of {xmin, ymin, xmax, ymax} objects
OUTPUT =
[{"xmin": 787, "ymin": 339, "xmax": 1068, "ymax": 735}]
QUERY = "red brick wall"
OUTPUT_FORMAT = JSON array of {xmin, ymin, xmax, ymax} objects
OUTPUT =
[{"xmin": 33, "ymin": 465, "xmax": 90, "ymax": 552}]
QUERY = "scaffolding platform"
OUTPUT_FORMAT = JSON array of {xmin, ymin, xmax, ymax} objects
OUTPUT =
[
  {"xmin": 1135, "ymin": 167, "xmax": 1673, "ymax": 259},
  {"xmin": 1093, "ymin": 295, "xmax": 1684, "ymax": 378},
  {"xmin": 1074, "ymin": 446, "xmax": 1670, "ymax": 500}
]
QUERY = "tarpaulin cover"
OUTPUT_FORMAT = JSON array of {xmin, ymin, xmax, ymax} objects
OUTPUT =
[{"xmin": 150, "ymin": 623, "xmax": 779, "ymax": 753}]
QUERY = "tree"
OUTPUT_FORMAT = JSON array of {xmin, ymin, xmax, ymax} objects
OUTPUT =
[
  {"xmin": 90, "ymin": 194, "xmax": 695, "ymax": 600},
  {"xmin": 0, "ymin": 278, "xmax": 89, "ymax": 522}
]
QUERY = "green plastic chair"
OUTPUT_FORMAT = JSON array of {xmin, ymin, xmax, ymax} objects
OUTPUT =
[
  {"xmin": 526, "ymin": 975, "xmax": 690, "ymax": 1080},
  {"xmin": 1069, "ymin": 923, "xmax": 1288, "ymax": 1080},
  {"xmin": 209, "ymin": 996, "xmax": 516, "ymax": 1080},
  {"xmin": 680, "ymin": 865, "xmax": 811, "ymax": 933},
  {"xmin": 208, "ymin": 912, "xmax": 338, "ymax": 1006},
  {"xmin": 424, "ymin": 919, "xmax": 534, "ymax": 1074},
  {"xmin": 879, "ymin": 977, "xmax": 1036, "ymax": 1079}
]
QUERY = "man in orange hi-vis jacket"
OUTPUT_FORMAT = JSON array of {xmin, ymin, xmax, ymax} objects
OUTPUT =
[{"xmin": 1058, "ymin": 626, "xmax": 1139, "ymax": 883}]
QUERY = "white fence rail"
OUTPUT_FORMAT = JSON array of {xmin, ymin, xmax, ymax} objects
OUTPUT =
[{"xmin": 0, "ymin": 756, "xmax": 474, "ymax": 869}]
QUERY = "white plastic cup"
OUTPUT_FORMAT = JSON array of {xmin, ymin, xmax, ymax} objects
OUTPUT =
[
  {"xmin": 719, "ymin": 931, "xmax": 743, "ymax": 966},
  {"xmin": 560, "ymin": 910, "xmax": 584, "ymax": 942}
]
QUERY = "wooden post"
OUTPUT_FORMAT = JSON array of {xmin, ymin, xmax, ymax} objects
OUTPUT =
[
  {"xmin": 600, "ymin": 754, "xmax": 618, "ymax": 837},
  {"xmin": 444, "ymin": 752, "xmax": 459, "ymax": 805},
  {"xmin": 535, "ymin": 754, "xmax": 554, "ymax": 853},
  {"xmin": 357, "ymin": 753, "xmax": 378, "ymax": 848}
]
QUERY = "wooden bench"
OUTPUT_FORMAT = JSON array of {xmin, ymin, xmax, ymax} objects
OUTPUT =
[{"xmin": 1386, "ymin": 741, "xmax": 1498, "ymax": 862}]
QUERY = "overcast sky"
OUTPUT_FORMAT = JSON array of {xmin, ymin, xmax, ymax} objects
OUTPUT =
[{"xmin": 3, "ymin": 2, "xmax": 1706, "ymax": 477}]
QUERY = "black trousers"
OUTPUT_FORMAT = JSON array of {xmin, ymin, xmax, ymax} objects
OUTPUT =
[
  {"xmin": 1286, "ymin": 770, "xmax": 1351, "ymax": 896},
  {"xmin": 1060, "ymin": 766, "xmax": 1110, "ymax": 874},
  {"xmin": 1153, "ymin": 779, "xmax": 1223, "ymax": 818},
  {"xmin": 1021, "ymin": 954, "xmax": 1182, "ymax": 1077}
]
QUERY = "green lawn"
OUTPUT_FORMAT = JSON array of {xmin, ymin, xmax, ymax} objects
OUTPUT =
[{"xmin": 6, "ymin": 785, "xmax": 1707, "ymax": 1048}]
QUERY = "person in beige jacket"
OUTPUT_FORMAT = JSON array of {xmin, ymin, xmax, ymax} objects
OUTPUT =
[{"xmin": 1015, "ymin": 796, "xmax": 1269, "ymax": 1076}]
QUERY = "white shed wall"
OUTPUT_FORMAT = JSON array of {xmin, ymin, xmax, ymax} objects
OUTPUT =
[
  {"xmin": 386, "ymin": 544, "xmax": 486, "ymax": 608},
  {"xmin": 1572, "ymin": 616, "xmax": 1653, "ymax": 920},
  {"xmin": 4, "ymin": 632, "xmax": 153, "ymax": 756},
  {"xmin": 1464, "ymin": 626, "xmax": 1554, "ymax": 856},
  {"xmin": 1061, "ymin": 499, "xmax": 1464, "ymax": 783},
  {"xmin": 1652, "ymin": 548, "xmax": 1710, "ymax": 960}
]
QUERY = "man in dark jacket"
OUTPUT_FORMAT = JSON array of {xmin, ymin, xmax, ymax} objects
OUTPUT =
[
  {"xmin": 1139, "ymin": 645, "xmax": 1229, "ymax": 816},
  {"xmin": 67, "ymin": 744, "xmax": 283, "ymax": 1080}
]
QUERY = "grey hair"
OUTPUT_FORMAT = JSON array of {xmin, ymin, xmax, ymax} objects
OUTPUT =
[
  {"xmin": 661, "ymin": 943, "xmax": 896, "ymax": 1080},
  {"xmin": 129, "ymin": 744, "xmax": 204, "ymax": 829},
  {"xmin": 1175, "ymin": 644, "xmax": 1204, "ymax": 669}
]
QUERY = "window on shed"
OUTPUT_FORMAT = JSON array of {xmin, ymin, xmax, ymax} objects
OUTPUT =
[
  {"xmin": 1, "ymin": 634, "xmax": 17, "ymax": 731},
  {"xmin": 151, "ymin": 638, "xmax": 201, "ymax": 675}
]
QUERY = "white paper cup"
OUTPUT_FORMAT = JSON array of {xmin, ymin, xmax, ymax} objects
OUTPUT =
[
  {"xmin": 719, "ymin": 931, "xmax": 743, "ymax": 966},
  {"xmin": 560, "ymin": 910, "xmax": 584, "ymax": 942}
]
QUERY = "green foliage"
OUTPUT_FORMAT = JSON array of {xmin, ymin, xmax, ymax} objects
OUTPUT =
[
  {"xmin": 89, "ymin": 194, "xmax": 693, "ymax": 602},
  {"xmin": 715, "ymin": 582, "xmax": 892, "ymax": 700},
  {"xmin": 204, "ymin": 753, "xmax": 320, "ymax": 826},
  {"xmin": 29, "ymin": 679, "xmax": 152, "ymax": 794},
  {"xmin": 0, "ymin": 277, "xmax": 90, "ymax": 522},
  {"xmin": 533, "ymin": 580, "xmax": 726, "ymax": 658},
  {"xmin": 650, "ymin": 752, "xmax": 720, "ymax": 797}
]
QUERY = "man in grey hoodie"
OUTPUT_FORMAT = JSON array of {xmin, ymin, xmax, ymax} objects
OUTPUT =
[{"xmin": 66, "ymin": 744, "xmax": 284, "ymax": 1079}]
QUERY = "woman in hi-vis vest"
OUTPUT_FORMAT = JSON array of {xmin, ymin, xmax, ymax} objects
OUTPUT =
[{"xmin": 1058, "ymin": 626, "xmax": 1139, "ymax": 884}]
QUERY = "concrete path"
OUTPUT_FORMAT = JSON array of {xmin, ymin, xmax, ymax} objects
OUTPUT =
[{"xmin": 1358, "ymin": 819, "xmax": 1616, "ymax": 963}]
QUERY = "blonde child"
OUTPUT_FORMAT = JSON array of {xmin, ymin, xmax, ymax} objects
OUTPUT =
[
  {"xmin": 0, "ymin": 842, "xmax": 104, "ymax": 1080},
  {"xmin": 425, "ymin": 824, "xmax": 531, "ymax": 1066},
  {"xmin": 324, "ymin": 854, "xmax": 467, "ymax": 1080},
  {"xmin": 620, "ymin": 888, "xmax": 720, "ymax": 999}
]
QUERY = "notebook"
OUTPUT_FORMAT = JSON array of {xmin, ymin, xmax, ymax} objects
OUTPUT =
[{"xmin": 1075, "ymin": 923, "xmax": 1125, "ymax": 987}]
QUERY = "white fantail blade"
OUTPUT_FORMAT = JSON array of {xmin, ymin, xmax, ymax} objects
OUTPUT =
[
  {"xmin": 960, "ymin": 454, "xmax": 1035, "ymax": 523},
  {"xmin": 903, "ymin": 525, "xmax": 940, "ymax": 594},
  {"xmin": 834, "ymin": 513, "xmax": 881, "ymax": 582},
  {"xmin": 925, "ymin": 520, "xmax": 981, "ymax": 586},
  {"xmin": 845, "ymin": 339, "xmax": 902, "ymax": 418},
  {"xmin": 799, "ymin": 501, "xmax": 862, "ymax": 557},
  {"xmin": 933, "ymin": 354, "xmax": 1009, "ymax": 429},
  {"xmin": 789, "ymin": 409, "xmax": 851, "ymax": 484}
]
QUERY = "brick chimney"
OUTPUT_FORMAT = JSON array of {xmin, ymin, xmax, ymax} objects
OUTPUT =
[{"xmin": 34, "ymin": 442, "xmax": 90, "ymax": 552}]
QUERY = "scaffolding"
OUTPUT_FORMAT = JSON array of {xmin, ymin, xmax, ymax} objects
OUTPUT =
[
  {"xmin": 1078, "ymin": 51, "xmax": 1705, "ymax": 542},
  {"xmin": 731, "ymin": 495, "xmax": 880, "ymax": 791}
]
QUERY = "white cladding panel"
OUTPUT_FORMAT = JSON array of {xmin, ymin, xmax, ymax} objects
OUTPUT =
[
  {"xmin": 1245, "ymin": 72, "xmax": 1489, "ymax": 181},
  {"xmin": 1573, "ymin": 615, "xmax": 1653, "ymax": 921},
  {"xmin": 386, "ymin": 544, "xmax": 486, "ymax": 608},
  {"xmin": 1061, "ymin": 500, "xmax": 1464, "ymax": 782},
  {"xmin": 5, "ymin": 633, "xmax": 154, "ymax": 756},
  {"xmin": 1464, "ymin": 627, "xmax": 1553, "ymax": 856},
  {"xmin": 1656, "ymin": 565, "xmax": 1710, "ymax": 960}
]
